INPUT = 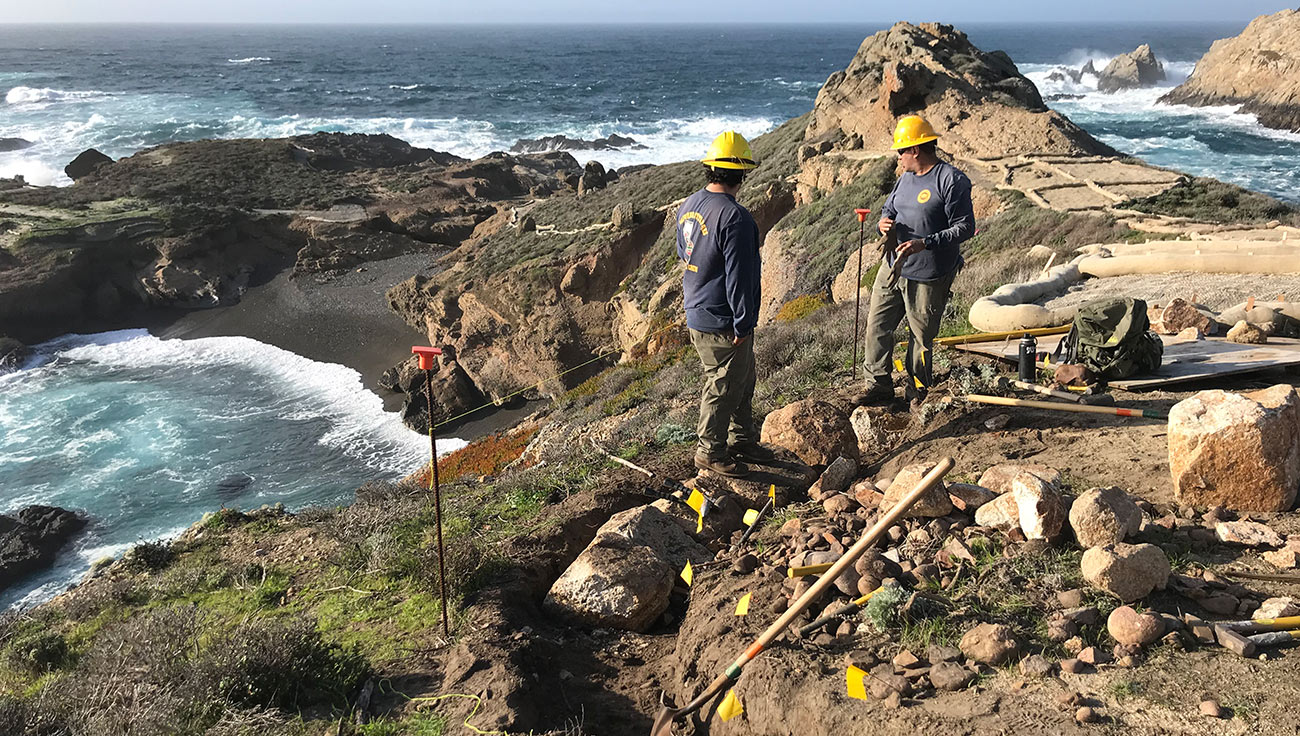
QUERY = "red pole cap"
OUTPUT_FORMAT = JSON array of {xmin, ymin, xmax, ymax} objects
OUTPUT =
[
  {"xmin": 411, "ymin": 345, "xmax": 443, "ymax": 371},
  {"xmin": 854, "ymin": 208, "xmax": 871, "ymax": 222}
]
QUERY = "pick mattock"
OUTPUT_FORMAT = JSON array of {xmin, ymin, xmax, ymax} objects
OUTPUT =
[
  {"xmin": 649, "ymin": 456, "xmax": 954, "ymax": 736},
  {"xmin": 412, "ymin": 345, "xmax": 450, "ymax": 638},
  {"xmin": 850, "ymin": 208, "xmax": 871, "ymax": 380}
]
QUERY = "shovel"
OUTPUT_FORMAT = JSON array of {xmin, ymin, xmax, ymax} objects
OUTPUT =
[{"xmin": 649, "ymin": 457, "xmax": 954, "ymax": 736}]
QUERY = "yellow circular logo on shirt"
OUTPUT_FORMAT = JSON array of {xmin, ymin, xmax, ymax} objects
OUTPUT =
[{"xmin": 917, "ymin": 189, "xmax": 932, "ymax": 204}]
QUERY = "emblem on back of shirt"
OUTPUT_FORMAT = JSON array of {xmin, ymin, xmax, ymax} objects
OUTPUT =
[
  {"xmin": 917, "ymin": 189, "xmax": 932, "ymax": 204},
  {"xmin": 679, "ymin": 211, "xmax": 708, "ymax": 265}
]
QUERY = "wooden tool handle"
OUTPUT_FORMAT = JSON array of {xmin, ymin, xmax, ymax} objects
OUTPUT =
[{"xmin": 967, "ymin": 394, "xmax": 1166, "ymax": 420}]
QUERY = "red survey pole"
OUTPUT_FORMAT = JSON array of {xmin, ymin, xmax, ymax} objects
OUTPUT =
[
  {"xmin": 851, "ymin": 208, "xmax": 872, "ymax": 381},
  {"xmin": 412, "ymin": 345, "xmax": 450, "ymax": 638}
]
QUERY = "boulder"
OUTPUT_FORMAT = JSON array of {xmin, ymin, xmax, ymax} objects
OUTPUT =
[
  {"xmin": 1151, "ymin": 298, "xmax": 1215, "ymax": 336},
  {"xmin": 974, "ymin": 492, "xmax": 1019, "ymax": 531},
  {"xmin": 64, "ymin": 148, "xmax": 114, "ymax": 180},
  {"xmin": 1081, "ymin": 543, "xmax": 1170, "ymax": 602},
  {"xmin": 611, "ymin": 202, "xmax": 636, "ymax": 229},
  {"xmin": 576, "ymin": 160, "xmax": 608, "ymax": 196},
  {"xmin": 928, "ymin": 661, "xmax": 974, "ymax": 690},
  {"xmin": 948, "ymin": 482, "xmax": 997, "ymax": 513},
  {"xmin": 819, "ymin": 456, "xmax": 858, "ymax": 494},
  {"xmin": 977, "ymin": 463, "xmax": 1062, "ymax": 495},
  {"xmin": 880, "ymin": 462, "xmax": 953, "ymax": 518},
  {"xmin": 544, "ymin": 505, "xmax": 710, "ymax": 632},
  {"xmin": 760, "ymin": 399, "xmax": 860, "ymax": 465},
  {"xmin": 959, "ymin": 623, "xmax": 1022, "ymax": 665},
  {"xmin": 1097, "ymin": 44, "xmax": 1166, "ymax": 93},
  {"xmin": 1069, "ymin": 486, "xmax": 1142, "ymax": 548},
  {"xmin": 1169, "ymin": 385, "xmax": 1300, "ymax": 511},
  {"xmin": 1226, "ymin": 320, "xmax": 1267, "ymax": 344},
  {"xmin": 0, "ymin": 505, "xmax": 87, "ymax": 592},
  {"xmin": 1107, "ymin": 605, "xmax": 1164, "ymax": 646},
  {"xmin": 1159, "ymin": 9, "xmax": 1300, "ymax": 133},
  {"xmin": 849, "ymin": 406, "xmax": 884, "ymax": 454}
]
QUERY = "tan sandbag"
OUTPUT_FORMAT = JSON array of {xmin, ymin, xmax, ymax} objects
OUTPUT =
[{"xmin": 968, "ymin": 257, "xmax": 1085, "ymax": 332}]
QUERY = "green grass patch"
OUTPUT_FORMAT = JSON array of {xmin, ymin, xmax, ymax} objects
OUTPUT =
[
  {"xmin": 774, "ymin": 294, "xmax": 828, "ymax": 323},
  {"xmin": 1119, "ymin": 176, "xmax": 1300, "ymax": 225}
]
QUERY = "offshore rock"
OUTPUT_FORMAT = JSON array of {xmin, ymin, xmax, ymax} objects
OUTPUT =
[
  {"xmin": 0, "ymin": 505, "xmax": 88, "ymax": 592},
  {"xmin": 1169, "ymin": 385, "xmax": 1300, "ymax": 511},
  {"xmin": 545, "ymin": 505, "xmax": 710, "ymax": 632},
  {"xmin": 1160, "ymin": 9, "xmax": 1300, "ymax": 132},
  {"xmin": 805, "ymin": 22, "xmax": 1115, "ymax": 159},
  {"xmin": 1097, "ymin": 44, "xmax": 1166, "ymax": 93},
  {"xmin": 64, "ymin": 148, "xmax": 114, "ymax": 180},
  {"xmin": 509, "ymin": 133, "xmax": 645, "ymax": 154}
]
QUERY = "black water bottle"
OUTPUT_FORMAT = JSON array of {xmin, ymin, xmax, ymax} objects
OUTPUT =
[{"xmin": 1018, "ymin": 334, "xmax": 1037, "ymax": 382}]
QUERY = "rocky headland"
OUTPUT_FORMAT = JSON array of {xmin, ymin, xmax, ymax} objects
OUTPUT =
[
  {"xmin": 1161, "ymin": 8, "xmax": 1300, "ymax": 132},
  {"xmin": 3, "ymin": 17, "xmax": 1300, "ymax": 736}
]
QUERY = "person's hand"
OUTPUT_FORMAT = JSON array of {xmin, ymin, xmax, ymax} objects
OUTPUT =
[
  {"xmin": 896, "ymin": 239, "xmax": 925, "ymax": 258},
  {"xmin": 733, "ymin": 333, "xmax": 749, "ymax": 345},
  {"xmin": 878, "ymin": 217, "xmax": 894, "ymax": 235}
]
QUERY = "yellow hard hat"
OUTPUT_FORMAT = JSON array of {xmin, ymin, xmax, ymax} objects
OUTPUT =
[
  {"xmin": 702, "ymin": 131, "xmax": 758, "ymax": 170},
  {"xmin": 891, "ymin": 115, "xmax": 939, "ymax": 150}
]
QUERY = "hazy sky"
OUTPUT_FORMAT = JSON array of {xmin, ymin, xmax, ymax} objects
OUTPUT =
[{"xmin": 3, "ymin": 0, "xmax": 1294, "ymax": 24}]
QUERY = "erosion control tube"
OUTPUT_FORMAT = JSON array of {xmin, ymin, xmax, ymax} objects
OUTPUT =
[
  {"xmin": 966, "ymin": 394, "xmax": 1167, "ymax": 420},
  {"xmin": 649, "ymin": 457, "xmax": 955, "ymax": 736}
]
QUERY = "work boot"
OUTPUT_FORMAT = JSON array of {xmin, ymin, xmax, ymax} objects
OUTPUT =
[
  {"xmin": 729, "ymin": 440, "xmax": 777, "ymax": 465},
  {"xmin": 695, "ymin": 452, "xmax": 750, "ymax": 478},
  {"xmin": 850, "ymin": 382, "xmax": 894, "ymax": 407}
]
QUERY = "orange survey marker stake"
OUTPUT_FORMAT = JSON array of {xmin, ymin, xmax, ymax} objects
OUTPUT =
[
  {"xmin": 412, "ymin": 345, "xmax": 450, "ymax": 638},
  {"xmin": 851, "ymin": 208, "xmax": 872, "ymax": 380}
]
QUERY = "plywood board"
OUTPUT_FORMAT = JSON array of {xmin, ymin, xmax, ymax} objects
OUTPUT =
[{"xmin": 954, "ymin": 335, "xmax": 1300, "ymax": 390}]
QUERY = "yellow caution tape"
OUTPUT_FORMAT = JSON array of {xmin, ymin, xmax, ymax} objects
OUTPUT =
[
  {"xmin": 719, "ymin": 689, "xmax": 744, "ymax": 721},
  {"xmin": 735, "ymin": 592, "xmax": 752, "ymax": 616},
  {"xmin": 742, "ymin": 509, "xmax": 760, "ymax": 526},
  {"xmin": 680, "ymin": 562, "xmax": 693, "ymax": 586},
  {"xmin": 846, "ymin": 665, "xmax": 868, "ymax": 700}
]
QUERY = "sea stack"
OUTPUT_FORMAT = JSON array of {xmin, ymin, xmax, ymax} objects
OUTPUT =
[{"xmin": 1160, "ymin": 9, "xmax": 1300, "ymax": 132}]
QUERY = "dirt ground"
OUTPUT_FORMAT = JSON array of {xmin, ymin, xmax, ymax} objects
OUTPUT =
[
  {"xmin": 372, "ymin": 360, "xmax": 1300, "ymax": 736},
  {"xmin": 1038, "ymin": 272, "xmax": 1299, "ymax": 313}
]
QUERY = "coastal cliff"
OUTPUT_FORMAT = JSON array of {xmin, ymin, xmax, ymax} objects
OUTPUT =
[{"xmin": 1160, "ymin": 9, "xmax": 1300, "ymax": 132}]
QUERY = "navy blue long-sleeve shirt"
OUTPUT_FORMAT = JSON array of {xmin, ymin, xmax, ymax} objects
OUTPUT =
[
  {"xmin": 881, "ymin": 161, "xmax": 976, "ymax": 282},
  {"xmin": 676, "ymin": 188, "xmax": 761, "ymax": 336}
]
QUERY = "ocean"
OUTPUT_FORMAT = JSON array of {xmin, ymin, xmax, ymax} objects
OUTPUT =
[{"xmin": 2, "ymin": 21, "xmax": 1298, "ymax": 607}]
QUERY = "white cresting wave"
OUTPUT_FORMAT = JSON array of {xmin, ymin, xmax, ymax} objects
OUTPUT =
[
  {"xmin": 227, "ymin": 56, "xmax": 273, "ymax": 64},
  {"xmin": 5, "ymin": 85, "xmax": 110, "ymax": 106}
]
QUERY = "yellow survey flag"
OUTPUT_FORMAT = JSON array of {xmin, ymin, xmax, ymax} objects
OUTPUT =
[
  {"xmin": 718, "ymin": 689, "xmax": 744, "ymax": 721},
  {"xmin": 743, "ymin": 509, "xmax": 759, "ymax": 526},
  {"xmin": 735, "ymin": 592, "xmax": 752, "ymax": 616},
  {"xmin": 680, "ymin": 562, "xmax": 693, "ymax": 586},
  {"xmin": 846, "ymin": 665, "xmax": 868, "ymax": 700},
  {"xmin": 893, "ymin": 358, "xmax": 905, "ymax": 372},
  {"xmin": 769, "ymin": 483, "xmax": 776, "ymax": 501},
  {"xmin": 686, "ymin": 489, "xmax": 705, "ymax": 513}
]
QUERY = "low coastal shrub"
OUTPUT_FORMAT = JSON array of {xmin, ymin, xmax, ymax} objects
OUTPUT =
[
  {"xmin": 4, "ymin": 631, "xmax": 69, "ymax": 674},
  {"xmin": 774, "ymin": 294, "xmax": 828, "ymax": 323},
  {"xmin": 424, "ymin": 427, "xmax": 540, "ymax": 484},
  {"xmin": 121, "ymin": 539, "xmax": 176, "ymax": 573},
  {"xmin": 1119, "ymin": 176, "xmax": 1300, "ymax": 225}
]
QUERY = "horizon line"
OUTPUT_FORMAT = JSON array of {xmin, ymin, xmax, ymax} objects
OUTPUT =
[{"xmin": 0, "ymin": 18, "xmax": 1253, "ymax": 26}]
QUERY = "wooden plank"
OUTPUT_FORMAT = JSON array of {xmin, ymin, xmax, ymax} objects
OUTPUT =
[{"xmin": 954, "ymin": 335, "xmax": 1300, "ymax": 390}]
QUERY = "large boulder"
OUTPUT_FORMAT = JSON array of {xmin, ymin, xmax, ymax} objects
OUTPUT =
[
  {"xmin": 1159, "ymin": 9, "xmax": 1300, "ymax": 132},
  {"xmin": 1097, "ymin": 44, "xmax": 1166, "ymax": 93},
  {"xmin": 0, "ymin": 505, "xmax": 87, "ymax": 592},
  {"xmin": 1168, "ymin": 385, "xmax": 1300, "ymax": 511},
  {"xmin": 880, "ymin": 462, "xmax": 953, "ymax": 518},
  {"xmin": 1081, "ymin": 543, "xmax": 1170, "ymax": 602},
  {"xmin": 760, "ymin": 399, "xmax": 860, "ymax": 466},
  {"xmin": 1069, "ymin": 487, "xmax": 1142, "ymax": 548},
  {"xmin": 544, "ymin": 505, "xmax": 711, "ymax": 632},
  {"xmin": 805, "ymin": 22, "xmax": 1115, "ymax": 159},
  {"xmin": 64, "ymin": 148, "xmax": 114, "ymax": 180}
]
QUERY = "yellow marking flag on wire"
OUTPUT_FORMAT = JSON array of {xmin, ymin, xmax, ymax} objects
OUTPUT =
[
  {"xmin": 680, "ymin": 562, "xmax": 693, "ymax": 586},
  {"xmin": 719, "ymin": 689, "xmax": 744, "ymax": 721},
  {"xmin": 743, "ymin": 509, "xmax": 760, "ymax": 526},
  {"xmin": 846, "ymin": 665, "xmax": 869, "ymax": 700},
  {"xmin": 686, "ymin": 489, "xmax": 706, "ymax": 532},
  {"xmin": 769, "ymin": 483, "xmax": 776, "ymax": 501},
  {"xmin": 735, "ymin": 592, "xmax": 752, "ymax": 616}
]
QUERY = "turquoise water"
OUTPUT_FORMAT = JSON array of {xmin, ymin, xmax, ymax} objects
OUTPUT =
[{"xmin": 0, "ymin": 331, "xmax": 459, "ymax": 608}]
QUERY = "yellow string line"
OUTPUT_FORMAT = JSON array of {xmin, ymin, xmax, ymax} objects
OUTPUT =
[
  {"xmin": 377, "ymin": 680, "xmax": 508, "ymax": 735},
  {"xmin": 432, "ymin": 320, "xmax": 686, "ymax": 429}
]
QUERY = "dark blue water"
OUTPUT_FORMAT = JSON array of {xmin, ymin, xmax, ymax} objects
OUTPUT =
[{"xmin": 3, "ymin": 22, "xmax": 1299, "ymax": 199}]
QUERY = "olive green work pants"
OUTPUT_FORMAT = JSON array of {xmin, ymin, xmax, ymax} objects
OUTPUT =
[
  {"xmin": 690, "ymin": 328, "xmax": 759, "ymax": 459},
  {"xmin": 862, "ymin": 265, "xmax": 957, "ymax": 395}
]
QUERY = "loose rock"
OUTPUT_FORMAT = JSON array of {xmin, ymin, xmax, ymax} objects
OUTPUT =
[
  {"xmin": 761, "ymin": 399, "xmax": 861, "ymax": 465},
  {"xmin": 928, "ymin": 661, "xmax": 973, "ymax": 690},
  {"xmin": 1216, "ymin": 520, "xmax": 1285, "ymax": 547},
  {"xmin": 1253, "ymin": 596, "xmax": 1300, "ymax": 620},
  {"xmin": 977, "ymin": 463, "xmax": 1062, "ymax": 495},
  {"xmin": 1011, "ymin": 471, "xmax": 1066, "ymax": 540},
  {"xmin": 1107, "ymin": 605, "xmax": 1165, "ymax": 647},
  {"xmin": 1081, "ymin": 542, "xmax": 1171, "ymax": 602},
  {"xmin": 1226, "ymin": 320, "xmax": 1267, "ymax": 344},
  {"xmin": 959, "ymin": 622, "xmax": 1022, "ymax": 665},
  {"xmin": 880, "ymin": 462, "xmax": 954, "ymax": 518},
  {"xmin": 1069, "ymin": 486, "xmax": 1142, "ymax": 548},
  {"xmin": 948, "ymin": 483, "xmax": 997, "ymax": 512}
]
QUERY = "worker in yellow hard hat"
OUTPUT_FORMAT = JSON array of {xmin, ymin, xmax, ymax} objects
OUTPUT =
[
  {"xmin": 853, "ymin": 115, "xmax": 976, "ymax": 412},
  {"xmin": 676, "ymin": 131, "xmax": 774, "ymax": 478}
]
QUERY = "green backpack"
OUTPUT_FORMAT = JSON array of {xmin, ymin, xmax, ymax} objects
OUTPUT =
[{"xmin": 1056, "ymin": 297, "xmax": 1163, "ymax": 380}]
